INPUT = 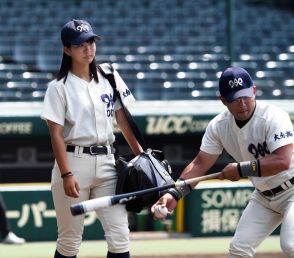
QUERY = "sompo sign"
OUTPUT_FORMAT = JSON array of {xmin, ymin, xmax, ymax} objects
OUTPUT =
[
  {"xmin": 185, "ymin": 183, "xmax": 260, "ymax": 237},
  {"xmin": 201, "ymin": 189, "xmax": 252, "ymax": 208},
  {"xmin": 199, "ymin": 189, "xmax": 253, "ymax": 234}
]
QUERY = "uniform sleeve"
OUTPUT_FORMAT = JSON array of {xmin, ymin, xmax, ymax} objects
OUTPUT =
[
  {"xmin": 266, "ymin": 108, "xmax": 294, "ymax": 153},
  {"xmin": 113, "ymin": 69, "xmax": 135, "ymax": 111},
  {"xmin": 40, "ymin": 81, "xmax": 66, "ymax": 126},
  {"xmin": 200, "ymin": 118, "xmax": 224, "ymax": 155}
]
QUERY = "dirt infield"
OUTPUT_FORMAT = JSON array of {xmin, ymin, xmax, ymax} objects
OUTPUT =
[
  {"xmin": 134, "ymin": 255, "xmax": 284, "ymax": 258},
  {"xmin": 1, "ymin": 235, "xmax": 284, "ymax": 258},
  {"xmin": 83, "ymin": 255, "xmax": 285, "ymax": 258},
  {"xmin": 132, "ymin": 255, "xmax": 285, "ymax": 258}
]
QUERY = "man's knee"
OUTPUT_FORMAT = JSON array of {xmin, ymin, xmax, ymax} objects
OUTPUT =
[{"xmin": 281, "ymin": 241, "xmax": 294, "ymax": 257}]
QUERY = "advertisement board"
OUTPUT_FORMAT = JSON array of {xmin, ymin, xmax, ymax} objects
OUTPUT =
[{"xmin": 1, "ymin": 181, "xmax": 280, "ymax": 241}]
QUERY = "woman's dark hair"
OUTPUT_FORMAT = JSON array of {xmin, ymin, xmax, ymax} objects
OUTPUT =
[{"xmin": 56, "ymin": 40, "xmax": 98, "ymax": 83}]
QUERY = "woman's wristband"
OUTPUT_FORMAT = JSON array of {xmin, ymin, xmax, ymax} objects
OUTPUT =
[
  {"xmin": 61, "ymin": 172, "xmax": 73, "ymax": 178},
  {"xmin": 237, "ymin": 160, "xmax": 261, "ymax": 177}
]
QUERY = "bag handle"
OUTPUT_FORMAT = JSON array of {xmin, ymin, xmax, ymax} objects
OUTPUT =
[{"xmin": 97, "ymin": 64, "xmax": 148, "ymax": 151}]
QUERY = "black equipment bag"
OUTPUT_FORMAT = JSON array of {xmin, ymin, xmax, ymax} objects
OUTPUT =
[
  {"xmin": 115, "ymin": 149, "xmax": 174, "ymax": 213},
  {"xmin": 97, "ymin": 64, "xmax": 174, "ymax": 213}
]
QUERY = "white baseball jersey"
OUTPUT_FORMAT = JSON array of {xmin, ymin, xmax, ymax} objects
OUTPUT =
[
  {"xmin": 201, "ymin": 102, "xmax": 294, "ymax": 191},
  {"xmin": 41, "ymin": 66, "xmax": 135, "ymax": 146}
]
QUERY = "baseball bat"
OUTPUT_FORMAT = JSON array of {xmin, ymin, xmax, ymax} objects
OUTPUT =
[{"xmin": 70, "ymin": 172, "xmax": 221, "ymax": 216}]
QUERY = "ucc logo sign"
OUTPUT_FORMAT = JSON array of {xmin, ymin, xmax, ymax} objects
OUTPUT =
[{"xmin": 146, "ymin": 116, "xmax": 209, "ymax": 135}]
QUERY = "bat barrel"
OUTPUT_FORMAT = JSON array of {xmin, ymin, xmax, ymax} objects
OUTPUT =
[
  {"xmin": 70, "ymin": 203, "xmax": 85, "ymax": 216},
  {"xmin": 70, "ymin": 196, "xmax": 113, "ymax": 216}
]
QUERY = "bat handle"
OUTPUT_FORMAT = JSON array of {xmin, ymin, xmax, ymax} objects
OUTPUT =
[{"xmin": 182, "ymin": 172, "xmax": 222, "ymax": 186}]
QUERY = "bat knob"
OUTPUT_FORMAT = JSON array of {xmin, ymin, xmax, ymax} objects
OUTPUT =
[{"xmin": 70, "ymin": 204, "xmax": 85, "ymax": 216}]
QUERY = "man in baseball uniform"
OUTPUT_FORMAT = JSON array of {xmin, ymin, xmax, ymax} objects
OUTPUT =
[
  {"xmin": 152, "ymin": 67, "xmax": 294, "ymax": 257},
  {"xmin": 41, "ymin": 19, "xmax": 142, "ymax": 258}
]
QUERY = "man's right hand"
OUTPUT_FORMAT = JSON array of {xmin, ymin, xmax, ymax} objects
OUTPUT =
[
  {"xmin": 151, "ymin": 193, "xmax": 178, "ymax": 220},
  {"xmin": 219, "ymin": 163, "xmax": 241, "ymax": 181}
]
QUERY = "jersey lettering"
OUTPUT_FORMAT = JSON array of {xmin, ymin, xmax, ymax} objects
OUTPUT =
[
  {"xmin": 101, "ymin": 94, "xmax": 115, "ymax": 117},
  {"xmin": 101, "ymin": 94, "xmax": 114, "ymax": 108},
  {"xmin": 107, "ymin": 109, "xmax": 114, "ymax": 117},
  {"xmin": 122, "ymin": 89, "xmax": 131, "ymax": 97},
  {"xmin": 248, "ymin": 141, "xmax": 270, "ymax": 159},
  {"xmin": 274, "ymin": 130, "xmax": 293, "ymax": 141}
]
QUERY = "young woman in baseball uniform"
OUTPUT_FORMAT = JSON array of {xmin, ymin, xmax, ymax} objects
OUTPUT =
[
  {"xmin": 41, "ymin": 19, "xmax": 142, "ymax": 258},
  {"xmin": 152, "ymin": 67, "xmax": 294, "ymax": 258}
]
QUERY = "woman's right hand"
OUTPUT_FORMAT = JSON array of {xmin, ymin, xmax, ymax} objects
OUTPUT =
[{"xmin": 63, "ymin": 176, "xmax": 80, "ymax": 198}]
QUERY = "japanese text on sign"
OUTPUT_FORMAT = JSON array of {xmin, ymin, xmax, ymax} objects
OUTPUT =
[{"xmin": 200, "ymin": 189, "xmax": 253, "ymax": 234}]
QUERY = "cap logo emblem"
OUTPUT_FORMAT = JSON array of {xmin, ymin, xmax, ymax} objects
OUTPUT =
[
  {"xmin": 229, "ymin": 78, "xmax": 243, "ymax": 88},
  {"xmin": 76, "ymin": 24, "xmax": 90, "ymax": 32}
]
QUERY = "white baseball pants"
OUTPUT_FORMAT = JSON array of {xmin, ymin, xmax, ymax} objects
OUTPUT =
[
  {"xmin": 229, "ymin": 187, "xmax": 294, "ymax": 258},
  {"xmin": 51, "ymin": 152, "xmax": 129, "ymax": 257}
]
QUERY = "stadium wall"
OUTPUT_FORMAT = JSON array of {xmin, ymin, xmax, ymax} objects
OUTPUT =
[
  {"xmin": 1, "ymin": 180, "xmax": 281, "ymax": 242},
  {"xmin": 0, "ymin": 99, "xmax": 290, "ymax": 240},
  {"xmin": 0, "ymin": 100, "xmax": 293, "ymax": 183}
]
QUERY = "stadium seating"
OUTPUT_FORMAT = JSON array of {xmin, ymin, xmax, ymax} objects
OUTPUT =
[{"xmin": 0, "ymin": 0, "xmax": 293, "ymax": 101}]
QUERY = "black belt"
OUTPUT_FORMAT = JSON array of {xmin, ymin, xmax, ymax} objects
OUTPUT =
[
  {"xmin": 261, "ymin": 176, "xmax": 294, "ymax": 197},
  {"xmin": 66, "ymin": 145, "xmax": 115, "ymax": 155}
]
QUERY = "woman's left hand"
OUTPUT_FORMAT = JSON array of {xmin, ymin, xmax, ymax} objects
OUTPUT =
[{"xmin": 63, "ymin": 176, "xmax": 80, "ymax": 198}]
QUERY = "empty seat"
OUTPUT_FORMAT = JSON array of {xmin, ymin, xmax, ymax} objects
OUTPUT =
[{"xmin": 0, "ymin": 0, "xmax": 293, "ymax": 101}]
